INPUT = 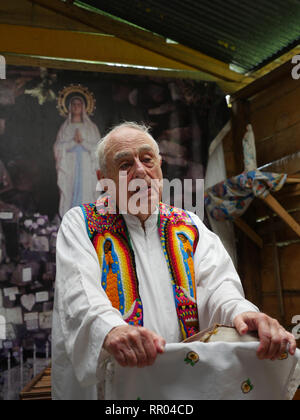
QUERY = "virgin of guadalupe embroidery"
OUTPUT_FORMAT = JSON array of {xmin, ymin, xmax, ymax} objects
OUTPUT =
[{"xmin": 81, "ymin": 200, "xmax": 200, "ymax": 339}]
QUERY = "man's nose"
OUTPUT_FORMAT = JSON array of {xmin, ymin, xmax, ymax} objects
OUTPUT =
[{"xmin": 133, "ymin": 158, "xmax": 147, "ymax": 178}]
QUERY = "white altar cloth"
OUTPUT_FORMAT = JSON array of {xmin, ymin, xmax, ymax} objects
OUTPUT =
[{"xmin": 101, "ymin": 342, "xmax": 300, "ymax": 401}]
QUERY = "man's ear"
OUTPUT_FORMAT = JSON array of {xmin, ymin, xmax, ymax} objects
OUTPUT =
[
  {"xmin": 97, "ymin": 169, "xmax": 110, "ymax": 193},
  {"xmin": 97, "ymin": 169, "xmax": 104, "ymax": 180},
  {"xmin": 159, "ymin": 155, "xmax": 163, "ymax": 167}
]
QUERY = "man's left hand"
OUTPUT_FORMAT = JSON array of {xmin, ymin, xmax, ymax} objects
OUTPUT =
[{"xmin": 234, "ymin": 312, "xmax": 297, "ymax": 360}]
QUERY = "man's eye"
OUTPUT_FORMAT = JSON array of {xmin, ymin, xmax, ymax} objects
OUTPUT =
[{"xmin": 120, "ymin": 163, "xmax": 130, "ymax": 170}]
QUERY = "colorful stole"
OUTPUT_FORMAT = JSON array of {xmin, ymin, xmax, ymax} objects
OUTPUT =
[{"xmin": 80, "ymin": 199, "xmax": 200, "ymax": 340}]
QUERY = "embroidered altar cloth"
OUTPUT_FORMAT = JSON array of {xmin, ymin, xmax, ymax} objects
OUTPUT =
[{"xmin": 102, "ymin": 342, "xmax": 300, "ymax": 400}]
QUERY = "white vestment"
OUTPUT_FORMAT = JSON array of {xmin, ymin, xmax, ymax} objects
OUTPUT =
[
  {"xmin": 54, "ymin": 107, "xmax": 101, "ymax": 218},
  {"xmin": 52, "ymin": 206, "xmax": 260, "ymax": 400}
]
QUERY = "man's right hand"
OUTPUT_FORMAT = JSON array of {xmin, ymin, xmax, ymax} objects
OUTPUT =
[{"xmin": 103, "ymin": 325, "xmax": 166, "ymax": 368}]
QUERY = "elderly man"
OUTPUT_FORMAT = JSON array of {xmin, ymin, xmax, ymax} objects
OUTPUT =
[{"xmin": 52, "ymin": 122, "xmax": 296, "ymax": 400}]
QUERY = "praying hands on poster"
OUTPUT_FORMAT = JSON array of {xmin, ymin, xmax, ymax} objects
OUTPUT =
[{"xmin": 74, "ymin": 128, "xmax": 83, "ymax": 144}]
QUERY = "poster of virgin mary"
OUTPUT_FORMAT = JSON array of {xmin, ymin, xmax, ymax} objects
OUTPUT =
[{"xmin": 54, "ymin": 86, "xmax": 101, "ymax": 218}]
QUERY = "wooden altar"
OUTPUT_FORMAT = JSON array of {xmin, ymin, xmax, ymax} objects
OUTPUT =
[{"xmin": 20, "ymin": 366, "xmax": 51, "ymax": 400}]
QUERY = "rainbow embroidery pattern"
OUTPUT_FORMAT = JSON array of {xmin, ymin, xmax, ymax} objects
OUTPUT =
[
  {"xmin": 81, "ymin": 203, "xmax": 143, "ymax": 326},
  {"xmin": 81, "ymin": 200, "xmax": 200, "ymax": 339},
  {"xmin": 159, "ymin": 203, "xmax": 200, "ymax": 339}
]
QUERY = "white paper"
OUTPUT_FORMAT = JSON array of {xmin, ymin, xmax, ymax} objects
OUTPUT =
[
  {"xmin": 35, "ymin": 291, "xmax": 49, "ymax": 303},
  {"xmin": 5, "ymin": 307, "xmax": 23, "ymax": 325},
  {"xmin": 22, "ymin": 267, "xmax": 32, "ymax": 283},
  {"xmin": 4, "ymin": 287, "xmax": 19, "ymax": 297},
  {"xmin": 24, "ymin": 312, "xmax": 38, "ymax": 321},
  {"xmin": 25, "ymin": 319, "xmax": 39, "ymax": 331},
  {"xmin": 39, "ymin": 311, "xmax": 52, "ymax": 329},
  {"xmin": 0, "ymin": 212, "xmax": 13, "ymax": 220}
]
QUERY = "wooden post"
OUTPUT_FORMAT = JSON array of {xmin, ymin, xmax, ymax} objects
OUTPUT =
[
  {"xmin": 270, "ymin": 216, "xmax": 285, "ymax": 325},
  {"xmin": 236, "ymin": 206, "xmax": 263, "ymax": 310},
  {"xmin": 236, "ymin": 228, "xmax": 263, "ymax": 310}
]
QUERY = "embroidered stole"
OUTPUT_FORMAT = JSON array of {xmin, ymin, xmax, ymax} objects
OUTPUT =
[{"xmin": 81, "ymin": 200, "xmax": 200, "ymax": 339}]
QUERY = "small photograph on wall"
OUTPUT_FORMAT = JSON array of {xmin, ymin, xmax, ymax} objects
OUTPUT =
[{"xmin": 0, "ymin": 64, "xmax": 229, "ymax": 399}]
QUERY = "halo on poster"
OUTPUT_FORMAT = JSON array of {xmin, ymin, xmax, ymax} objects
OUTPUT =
[{"xmin": 57, "ymin": 84, "xmax": 96, "ymax": 117}]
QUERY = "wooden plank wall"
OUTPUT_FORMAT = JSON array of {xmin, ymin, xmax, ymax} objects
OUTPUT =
[{"xmin": 224, "ymin": 63, "xmax": 300, "ymax": 335}]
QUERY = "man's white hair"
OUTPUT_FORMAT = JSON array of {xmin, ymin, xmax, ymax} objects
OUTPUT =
[{"xmin": 96, "ymin": 121, "xmax": 160, "ymax": 174}]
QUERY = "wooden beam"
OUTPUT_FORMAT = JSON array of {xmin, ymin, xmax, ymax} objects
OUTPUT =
[
  {"xmin": 0, "ymin": 24, "xmax": 197, "ymax": 71},
  {"xmin": 3, "ymin": 52, "xmax": 219, "ymax": 81},
  {"xmin": 0, "ymin": 23, "xmax": 240, "ymax": 91},
  {"xmin": 29, "ymin": 0, "xmax": 247, "ymax": 83},
  {"xmin": 234, "ymin": 218, "xmax": 264, "ymax": 248},
  {"xmin": 0, "ymin": 0, "xmax": 93, "ymax": 32},
  {"xmin": 262, "ymin": 193, "xmax": 300, "ymax": 239},
  {"xmin": 286, "ymin": 177, "xmax": 300, "ymax": 184}
]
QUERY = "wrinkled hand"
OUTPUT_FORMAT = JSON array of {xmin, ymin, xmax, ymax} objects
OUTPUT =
[
  {"xmin": 103, "ymin": 325, "xmax": 166, "ymax": 368},
  {"xmin": 234, "ymin": 312, "xmax": 297, "ymax": 360}
]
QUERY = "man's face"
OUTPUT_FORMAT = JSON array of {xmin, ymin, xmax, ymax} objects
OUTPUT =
[{"xmin": 101, "ymin": 127, "xmax": 163, "ymax": 216}]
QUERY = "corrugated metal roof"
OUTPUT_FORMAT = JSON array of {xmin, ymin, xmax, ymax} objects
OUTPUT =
[{"xmin": 80, "ymin": 0, "xmax": 300, "ymax": 73}]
